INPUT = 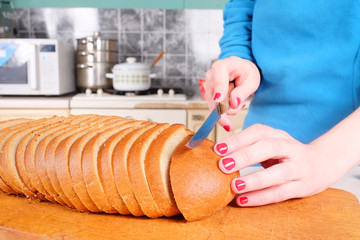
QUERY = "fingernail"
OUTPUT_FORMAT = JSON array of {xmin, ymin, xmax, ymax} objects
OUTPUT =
[
  {"xmin": 236, "ymin": 97, "xmax": 241, "ymax": 107},
  {"xmin": 224, "ymin": 125, "xmax": 230, "ymax": 132},
  {"xmin": 222, "ymin": 158, "xmax": 235, "ymax": 171},
  {"xmin": 214, "ymin": 92, "xmax": 221, "ymax": 101},
  {"xmin": 235, "ymin": 180, "xmax": 246, "ymax": 191},
  {"xmin": 216, "ymin": 143, "xmax": 228, "ymax": 154},
  {"xmin": 241, "ymin": 103, "xmax": 246, "ymax": 109},
  {"xmin": 239, "ymin": 197, "xmax": 248, "ymax": 205}
]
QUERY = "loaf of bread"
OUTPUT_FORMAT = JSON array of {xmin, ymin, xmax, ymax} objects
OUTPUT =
[{"xmin": 0, "ymin": 115, "xmax": 238, "ymax": 221}]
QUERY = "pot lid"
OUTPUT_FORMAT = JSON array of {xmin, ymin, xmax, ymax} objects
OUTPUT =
[
  {"xmin": 78, "ymin": 31, "xmax": 117, "ymax": 43},
  {"xmin": 112, "ymin": 57, "xmax": 149, "ymax": 71}
]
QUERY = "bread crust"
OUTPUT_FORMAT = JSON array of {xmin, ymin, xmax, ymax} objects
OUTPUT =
[
  {"xmin": 145, "ymin": 124, "xmax": 190, "ymax": 217},
  {"xmin": 127, "ymin": 123, "xmax": 170, "ymax": 218},
  {"xmin": 170, "ymin": 136, "xmax": 239, "ymax": 221},
  {"xmin": 112, "ymin": 123, "xmax": 156, "ymax": 216}
]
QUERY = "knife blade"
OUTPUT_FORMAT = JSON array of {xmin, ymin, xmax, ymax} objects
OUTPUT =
[{"xmin": 185, "ymin": 82, "xmax": 234, "ymax": 149}]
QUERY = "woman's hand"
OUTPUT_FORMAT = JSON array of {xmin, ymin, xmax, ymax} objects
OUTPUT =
[
  {"xmin": 214, "ymin": 124, "xmax": 347, "ymax": 207},
  {"xmin": 205, "ymin": 56, "xmax": 260, "ymax": 131}
]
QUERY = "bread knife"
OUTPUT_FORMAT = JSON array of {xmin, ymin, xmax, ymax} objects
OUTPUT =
[{"xmin": 185, "ymin": 82, "xmax": 234, "ymax": 149}]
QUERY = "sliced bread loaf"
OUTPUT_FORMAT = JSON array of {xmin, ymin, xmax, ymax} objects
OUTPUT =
[
  {"xmin": 44, "ymin": 116, "xmax": 114, "ymax": 206},
  {"xmin": 69, "ymin": 118, "xmax": 131, "ymax": 212},
  {"xmin": 112, "ymin": 123, "xmax": 157, "ymax": 216},
  {"xmin": 0, "ymin": 117, "xmax": 63, "ymax": 194},
  {"xmin": 145, "ymin": 124, "xmax": 191, "ymax": 217},
  {"xmin": 98, "ymin": 123, "xmax": 147, "ymax": 214},
  {"xmin": 0, "ymin": 116, "xmax": 65, "ymax": 197},
  {"xmin": 55, "ymin": 117, "xmax": 127, "ymax": 212},
  {"xmin": 82, "ymin": 120, "xmax": 143, "ymax": 213},
  {"xmin": 127, "ymin": 123, "xmax": 170, "ymax": 218}
]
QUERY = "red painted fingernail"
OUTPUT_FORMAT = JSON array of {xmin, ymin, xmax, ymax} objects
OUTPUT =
[
  {"xmin": 222, "ymin": 158, "xmax": 235, "ymax": 171},
  {"xmin": 216, "ymin": 143, "xmax": 228, "ymax": 154},
  {"xmin": 239, "ymin": 197, "xmax": 248, "ymax": 205},
  {"xmin": 214, "ymin": 93, "xmax": 221, "ymax": 101},
  {"xmin": 224, "ymin": 125, "xmax": 230, "ymax": 132},
  {"xmin": 236, "ymin": 97, "xmax": 241, "ymax": 107},
  {"xmin": 235, "ymin": 180, "xmax": 246, "ymax": 191},
  {"xmin": 241, "ymin": 103, "xmax": 246, "ymax": 109}
]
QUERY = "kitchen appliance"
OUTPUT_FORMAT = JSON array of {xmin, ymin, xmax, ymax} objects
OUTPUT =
[
  {"xmin": 106, "ymin": 57, "xmax": 155, "ymax": 91},
  {"xmin": 76, "ymin": 32, "xmax": 117, "ymax": 90},
  {"xmin": 0, "ymin": 38, "xmax": 75, "ymax": 96},
  {"xmin": 0, "ymin": 1, "xmax": 18, "ymax": 38}
]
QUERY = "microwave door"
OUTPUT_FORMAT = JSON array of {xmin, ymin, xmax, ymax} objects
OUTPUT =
[{"xmin": 0, "ymin": 42, "xmax": 38, "ymax": 94}]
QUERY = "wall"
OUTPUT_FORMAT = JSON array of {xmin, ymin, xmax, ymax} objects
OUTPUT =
[{"xmin": 14, "ymin": 8, "xmax": 224, "ymax": 95}]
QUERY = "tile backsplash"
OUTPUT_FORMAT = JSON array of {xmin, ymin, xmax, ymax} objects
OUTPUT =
[{"xmin": 14, "ymin": 8, "xmax": 224, "ymax": 95}]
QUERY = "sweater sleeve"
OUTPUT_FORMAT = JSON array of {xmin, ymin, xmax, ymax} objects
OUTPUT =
[{"xmin": 219, "ymin": 0, "xmax": 255, "ymax": 62}]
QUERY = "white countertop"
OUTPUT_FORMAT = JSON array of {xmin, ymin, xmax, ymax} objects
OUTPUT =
[
  {"xmin": 0, "ymin": 95, "xmax": 72, "ymax": 109},
  {"xmin": 241, "ymin": 166, "xmax": 360, "ymax": 202}
]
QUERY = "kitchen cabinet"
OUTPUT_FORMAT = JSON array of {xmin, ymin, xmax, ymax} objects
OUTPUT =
[
  {"xmin": 215, "ymin": 109, "xmax": 248, "ymax": 142},
  {"xmin": 13, "ymin": 0, "xmax": 228, "ymax": 9},
  {"xmin": 187, "ymin": 109, "xmax": 216, "ymax": 142}
]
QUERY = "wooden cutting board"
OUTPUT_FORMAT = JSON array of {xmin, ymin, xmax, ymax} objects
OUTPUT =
[{"xmin": 0, "ymin": 188, "xmax": 359, "ymax": 240}]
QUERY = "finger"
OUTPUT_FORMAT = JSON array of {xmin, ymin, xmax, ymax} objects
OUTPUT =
[
  {"xmin": 204, "ymin": 70, "xmax": 214, "ymax": 103},
  {"xmin": 218, "ymin": 138, "xmax": 293, "ymax": 173},
  {"xmin": 226, "ymin": 100, "xmax": 246, "ymax": 116},
  {"xmin": 217, "ymin": 114, "xmax": 233, "ymax": 132},
  {"xmin": 209, "ymin": 60, "xmax": 230, "ymax": 103},
  {"xmin": 214, "ymin": 124, "xmax": 292, "ymax": 156},
  {"xmin": 230, "ymin": 162, "xmax": 299, "ymax": 194},
  {"xmin": 235, "ymin": 181, "xmax": 305, "ymax": 207}
]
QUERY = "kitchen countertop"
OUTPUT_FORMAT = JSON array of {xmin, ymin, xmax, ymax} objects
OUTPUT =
[{"xmin": 0, "ymin": 95, "xmax": 72, "ymax": 109}]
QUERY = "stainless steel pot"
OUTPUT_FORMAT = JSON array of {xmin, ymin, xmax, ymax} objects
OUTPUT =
[
  {"xmin": 77, "ymin": 32, "xmax": 117, "ymax": 52},
  {"xmin": 77, "ymin": 50, "xmax": 118, "ymax": 63},
  {"xmin": 77, "ymin": 62, "xmax": 114, "ymax": 89}
]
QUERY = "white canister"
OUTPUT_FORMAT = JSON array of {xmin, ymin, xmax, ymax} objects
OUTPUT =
[{"xmin": 106, "ymin": 57, "xmax": 155, "ymax": 91}]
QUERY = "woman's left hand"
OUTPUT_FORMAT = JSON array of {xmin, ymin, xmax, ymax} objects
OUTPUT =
[{"xmin": 214, "ymin": 124, "xmax": 345, "ymax": 206}]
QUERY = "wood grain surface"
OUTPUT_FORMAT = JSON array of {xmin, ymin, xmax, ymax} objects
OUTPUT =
[{"xmin": 0, "ymin": 188, "xmax": 359, "ymax": 240}]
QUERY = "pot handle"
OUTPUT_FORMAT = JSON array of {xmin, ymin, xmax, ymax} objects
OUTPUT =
[
  {"xmin": 149, "ymin": 73, "xmax": 157, "ymax": 78},
  {"xmin": 106, "ymin": 73, "xmax": 114, "ymax": 79}
]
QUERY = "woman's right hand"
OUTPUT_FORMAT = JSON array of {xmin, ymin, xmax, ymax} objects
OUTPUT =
[{"xmin": 204, "ymin": 56, "xmax": 261, "ymax": 131}]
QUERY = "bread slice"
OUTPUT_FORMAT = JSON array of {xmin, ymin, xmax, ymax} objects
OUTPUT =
[
  {"xmin": 170, "ymin": 136, "xmax": 239, "ymax": 221},
  {"xmin": 55, "ymin": 117, "xmax": 127, "ymax": 212},
  {"xmin": 145, "ymin": 124, "xmax": 191, "ymax": 217},
  {"xmin": 98, "ymin": 123, "xmax": 148, "ymax": 215},
  {"xmin": 39, "ymin": 116, "xmax": 111, "ymax": 206},
  {"xmin": 0, "ymin": 118, "xmax": 33, "ymax": 194},
  {"xmin": 68, "ymin": 118, "xmax": 132, "ymax": 212},
  {"xmin": 127, "ymin": 123, "xmax": 170, "ymax": 218},
  {"xmin": 82, "ymin": 120, "xmax": 144, "ymax": 213},
  {"xmin": 44, "ymin": 116, "xmax": 115, "ymax": 207},
  {"xmin": 0, "ymin": 116, "xmax": 65, "ymax": 197},
  {"xmin": 112, "ymin": 123, "xmax": 157, "ymax": 216},
  {"xmin": 24, "ymin": 115, "xmax": 94, "ymax": 202},
  {"xmin": 0, "ymin": 117, "xmax": 63, "ymax": 194}
]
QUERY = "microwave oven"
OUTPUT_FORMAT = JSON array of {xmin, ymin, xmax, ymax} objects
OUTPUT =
[{"xmin": 0, "ymin": 39, "xmax": 75, "ymax": 95}]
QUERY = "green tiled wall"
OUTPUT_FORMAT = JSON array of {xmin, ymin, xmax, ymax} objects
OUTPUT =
[{"xmin": 13, "ymin": 0, "xmax": 228, "ymax": 9}]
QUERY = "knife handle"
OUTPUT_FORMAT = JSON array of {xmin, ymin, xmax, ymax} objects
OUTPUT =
[{"xmin": 218, "ymin": 81, "xmax": 235, "ymax": 114}]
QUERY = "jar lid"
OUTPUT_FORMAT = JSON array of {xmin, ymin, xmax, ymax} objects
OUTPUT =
[{"xmin": 112, "ymin": 57, "xmax": 149, "ymax": 71}]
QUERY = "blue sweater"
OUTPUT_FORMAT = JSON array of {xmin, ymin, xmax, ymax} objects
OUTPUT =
[{"xmin": 219, "ymin": 0, "xmax": 360, "ymax": 143}]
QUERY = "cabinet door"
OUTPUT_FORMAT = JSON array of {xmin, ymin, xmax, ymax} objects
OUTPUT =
[
  {"xmin": 0, "ymin": 109, "xmax": 70, "ymax": 121},
  {"xmin": 187, "ymin": 109, "xmax": 216, "ymax": 142},
  {"xmin": 215, "ymin": 109, "xmax": 248, "ymax": 142}
]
